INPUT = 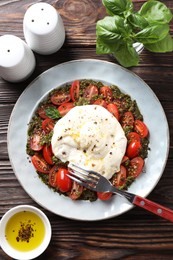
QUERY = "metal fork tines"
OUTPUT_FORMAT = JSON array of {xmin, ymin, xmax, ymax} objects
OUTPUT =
[
  {"xmin": 67, "ymin": 163, "xmax": 100, "ymax": 191},
  {"xmin": 68, "ymin": 163, "xmax": 173, "ymax": 223},
  {"xmin": 67, "ymin": 163, "xmax": 135, "ymax": 202}
]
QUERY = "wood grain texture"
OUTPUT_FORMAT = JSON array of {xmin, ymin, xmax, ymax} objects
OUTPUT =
[{"xmin": 0, "ymin": 0, "xmax": 173, "ymax": 259}]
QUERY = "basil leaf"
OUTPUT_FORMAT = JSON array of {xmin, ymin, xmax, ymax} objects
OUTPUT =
[
  {"xmin": 96, "ymin": 0, "xmax": 173, "ymax": 67},
  {"xmin": 45, "ymin": 107, "xmax": 61, "ymax": 120},
  {"xmin": 128, "ymin": 13, "xmax": 149, "ymax": 29},
  {"xmin": 113, "ymin": 43, "xmax": 139, "ymax": 67},
  {"xmin": 135, "ymin": 24, "xmax": 169, "ymax": 44},
  {"xmin": 138, "ymin": 0, "xmax": 173, "ymax": 24},
  {"xmin": 144, "ymin": 33, "xmax": 173, "ymax": 52},
  {"xmin": 96, "ymin": 16, "xmax": 132, "ymax": 44},
  {"xmin": 96, "ymin": 37, "xmax": 120, "ymax": 54},
  {"xmin": 102, "ymin": 0, "xmax": 133, "ymax": 16},
  {"xmin": 96, "ymin": 15, "xmax": 138, "ymax": 67}
]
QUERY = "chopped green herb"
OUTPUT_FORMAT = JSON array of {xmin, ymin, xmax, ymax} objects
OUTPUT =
[
  {"xmin": 124, "ymin": 125, "xmax": 134, "ymax": 136},
  {"xmin": 75, "ymin": 97, "xmax": 90, "ymax": 106},
  {"xmin": 119, "ymin": 176, "xmax": 135, "ymax": 190},
  {"xmin": 40, "ymin": 132, "xmax": 53, "ymax": 145},
  {"xmin": 80, "ymin": 189, "xmax": 97, "ymax": 202},
  {"xmin": 27, "ymin": 116, "xmax": 42, "ymax": 136},
  {"xmin": 139, "ymin": 137, "xmax": 150, "ymax": 159}
]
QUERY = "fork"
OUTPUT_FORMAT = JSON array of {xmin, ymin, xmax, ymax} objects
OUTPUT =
[{"xmin": 68, "ymin": 163, "xmax": 173, "ymax": 222}]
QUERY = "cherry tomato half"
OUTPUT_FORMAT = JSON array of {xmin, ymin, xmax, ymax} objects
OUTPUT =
[
  {"xmin": 134, "ymin": 120, "xmax": 149, "ymax": 138},
  {"xmin": 70, "ymin": 80, "xmax": 80, "ymax": 102},
  {"xmin": 31, "ymin": 154, "xmax": 51, "ymax": 174},
  {"xmin": 56, "ymin": 168, "xmax": 72, "ymax": 193},
  {"xmin": 42, "ymin": 118, "xmax": 55, "ymax": 133},
  {"xmin": 127, "ymin": 132, "xmax": 141, "ymax": 142},
  {"xmin": 43, "ymin": 145, "xmax": 54, "ymax": 165},
  {"xmin": 37, "ymin": 104, "xmax": 56, "ymax": 119},
  {"xmin": 107, "ymin": 103, "xmax": 120, "ymax": 121},
  {"xmin": 30, "ymin": 131, "xmax": 43, "ymax": 151},
  {"xmin": 83, "ymin": 85, "xmax": 98, "ymax": 100},
  {"xmin": 112, "ymin": 165, "xmax": 127, "ymax": 187},
  {"xmin": 126, "ymin": 140, "xmax": 142, "ymax": 159},
  {"xmin": 121, "ymin": 155, "xmax": 129, "ymax": 164},
  {"xmin": 49, "ymin": 165, "xmax": 59, "ymax": 187},
  {"xmin": 97, "ymin": 192, "xmax": 112, "ymax": 201},
  {"xmin": 51, "ymin": 91, "xmax": 71, "ymax": 105},
  {"xmin": 100, "ymin": 86, "xmax": 113, "ymax": 100},
  {"xmin": 93, "ymin": 99, "xmax": 107, "ymax": 108},
  {"xmin": 58, "ymin": 102, "xmax": 74, "ymax": 116},
  {"xmin": 69, "ymin": 181, "xmax": 84, "ymax": 200},
  {"xmin": 127, "ymin": 157, "xmax": 144, "ymax": 178},
  {"xmin": 121, "ymin": 111, "xmax": 134, "ymax": 128}
]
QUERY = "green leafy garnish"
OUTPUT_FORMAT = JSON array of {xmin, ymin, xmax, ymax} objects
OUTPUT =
[
  {"xmin": 45, "ymin": 107, "xmax": 61, "ymax": 119},
  {"xmin": 96, "ymin": 0, "xmax": 173, "ymax": 67}
]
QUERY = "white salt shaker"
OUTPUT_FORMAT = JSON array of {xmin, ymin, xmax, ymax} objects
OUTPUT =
[
  {"xmin": 0, "ymin": 35, "xmax": 36, "ymax": 83},
  {"xmin": 23, "ymin": 2, "xmax": 65, "ymax": 55}
]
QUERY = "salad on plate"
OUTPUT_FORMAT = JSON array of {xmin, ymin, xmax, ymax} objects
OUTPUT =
[{"xmin": 26, "ymin": 79, "xmax": 149, "ymax": 202}]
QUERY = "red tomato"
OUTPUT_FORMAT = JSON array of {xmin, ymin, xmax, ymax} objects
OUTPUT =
[
  {"xmin": 127, "ymin": 157, "xmax": 144, "ymax": 178},
  {"xmin": 121, "ymin": 155, "xmax": 129, "ymax": 164},
  {"xmin": 70, "ymin": 80, "xmax": 80, "ymax": 101},
  {"xmin": 69, "ymin": 181, "xmax": 84, "ymax": 200},
  {"xmin": 37, "ymin": 104, "xmax": 56, "ymax": 119},
  {"xmin": 31, "ymin": 154, "xmax": 50, "ymax": 174},
  {"xmin": 121, "ymin": 111, "xmax": 134, "ymax": 128},
  {"xmin": 134, "ymin": 120, "xmax": 149, "ymax": 138},
  {"xmin": 93, "ymin": 99, "xmax": 107, "ymax": 108},
  {"xmin": 49, "ymin": 165, "xmax": 59, "ymax": 187},
  {"xmin": 43, "ymin": 145, "xmax": 54, "ymax": 165},
  {"xmin": 51, "ymin": 91, "xmax": 71, "ymax": 105},
  {"xmin": 97, "ymin": 192, "xmax": 112, "ymax": 201},
  {"xmin": 107, "ymin": 103, "xmax": 120, "ymax": 121},
  {"xmin": 83, "ymin": 85, "xmax": 98, "ymax": 100},
  {"xmin": 56, "ymin": 168, "xmax": 72, "ymax": 193},
  {"xmin": 30, "ymin": 131, "xmax": 43, "ymax": 151},
  {"xmin": 113, "ymin": 99, "xmax": 121, "ymax": 110},
  {"xmin": 100, "ymin": 86, "xmax": 113, "ymax": 100},
  {"xmin": 126, "ymin": 140, "xmax": 142, "ymax": 159},
  {"xmin": 113, "ymin": 165, "xmax": 127, "ymax": 187},
  {"xmin": 58, "ymin": 102, "xmax": 74, "ymax": 116},
  {"xmin": 42, "ymin": 118, "xmax": 55, "ymax": 133},
  {"xmin": 127, "ymin": 132, "xmax": 141, "ymax": 142}
]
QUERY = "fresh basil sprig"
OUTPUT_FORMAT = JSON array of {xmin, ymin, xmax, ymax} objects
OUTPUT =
[
  {"xmin": 45, "ymin": 107, "xmax": 61, "ymax": 119},
  {"xmin": 96, "ymin": 0, "xmax": 173, "ymax": 67}
]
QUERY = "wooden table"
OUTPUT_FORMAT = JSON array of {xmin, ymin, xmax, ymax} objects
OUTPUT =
[{"xmin": 0, "ymin": 0, "xmax": 173, "ymax": 259}]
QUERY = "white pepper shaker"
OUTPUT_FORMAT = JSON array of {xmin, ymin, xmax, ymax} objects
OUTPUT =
[
  {"xmin": 0, "ymin": 35, "xmax": 36, "ymax": 83},
  {"xmin": 23, "ymin": 2, "xmax": 65, "ymax": 55}
]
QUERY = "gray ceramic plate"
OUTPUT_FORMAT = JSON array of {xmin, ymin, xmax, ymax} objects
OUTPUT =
[{"xmin": 8, "ymin": 59, "xmax": 169, "ymax": 221}]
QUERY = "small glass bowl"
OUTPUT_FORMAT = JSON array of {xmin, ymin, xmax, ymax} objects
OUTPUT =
[{"xmin": 0, "ymin": 205, "xmax": 51, "ymax": 260}]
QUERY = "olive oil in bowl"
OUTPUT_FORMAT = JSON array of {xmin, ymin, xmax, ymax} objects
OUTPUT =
[
  {"xmin": 0, "ymin": 205, "xmax": 51, "ymax": 260},
  {"xmin": 5, "ymin": 210, "xmax": 45, "ymax": 251}
]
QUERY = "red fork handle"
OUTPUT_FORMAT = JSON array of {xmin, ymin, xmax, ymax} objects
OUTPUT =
[{"xmin": 133, "ymin": 195, "xmax": 173, "ymax": 222}]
